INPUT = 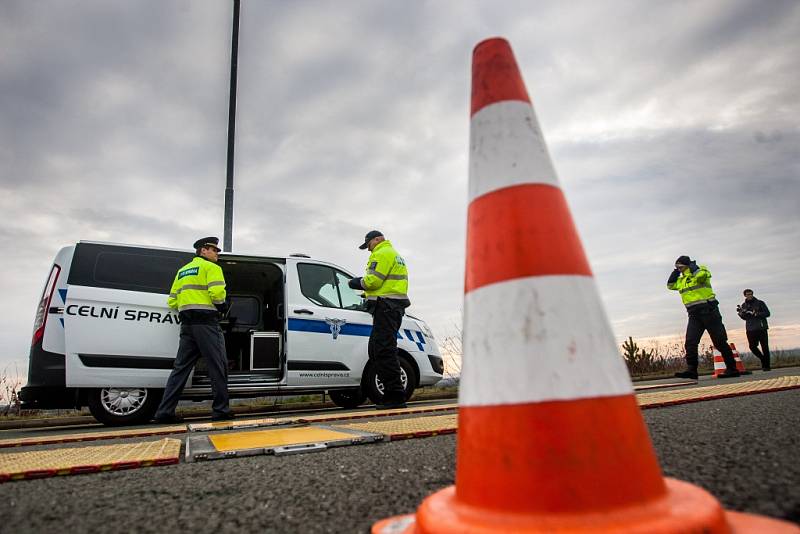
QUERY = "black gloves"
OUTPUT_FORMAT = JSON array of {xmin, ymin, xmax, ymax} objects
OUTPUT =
[
  {"xmin": 667, "ymin": 269, "xmax": 681, "ymax": 284},
  {"xmin": 348, "ymin": 277, "xmax": 363, "ymax": 290},
  {"xmin": 215, "ymin": 301, "xmax": 229, "ymax": 315},
  {"xmin": 688, "ymin": 261, "xmax": 699, "ymax": 273}
]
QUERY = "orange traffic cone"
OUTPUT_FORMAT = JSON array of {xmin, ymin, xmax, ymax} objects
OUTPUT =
[
  {"xmin": 372, "ymin": 37, "xmax": 797, "ymax": 533},
  {"xmin": 713, "ymin": 342, "xmax": 750, "ymax": 377}
]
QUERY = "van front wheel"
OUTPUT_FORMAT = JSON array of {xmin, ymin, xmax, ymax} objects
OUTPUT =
[
  {"xmin": 87, "ymin": 387, "xmax": 161, "ymax": 426},
  {"xmin": 363, "ymin": 357, "xmax": 416, "ymax": 405},
  {"xmin": 329, "ymin": 389, "xmax": 367, "ymax": 409}
]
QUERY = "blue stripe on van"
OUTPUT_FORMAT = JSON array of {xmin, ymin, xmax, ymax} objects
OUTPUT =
[
  {"xmin": 287, "ymin": 318, "xmax": 425, "ymax": 350},
  {"xmin": 287, "ymin": 318, "xmax": 372, "ymax": 337},
  {"xmin": 58, "ymin": 289, "xmax": 67, "ymax": 303}
]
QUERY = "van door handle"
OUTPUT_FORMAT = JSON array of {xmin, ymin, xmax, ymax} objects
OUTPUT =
[{"xmin": 294, "ymin": 309, "xmax": 314, "ymax": 315}]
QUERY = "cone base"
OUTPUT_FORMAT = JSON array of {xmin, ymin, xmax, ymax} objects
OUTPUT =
[{"xmin": 372, "ymin": 478, "xmax": 799, "ymax": 534}]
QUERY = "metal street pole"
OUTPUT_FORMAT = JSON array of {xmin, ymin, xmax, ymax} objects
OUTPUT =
[{"xmin": 223, "ymin": 0, "xmax": 240, "ymax": 252}]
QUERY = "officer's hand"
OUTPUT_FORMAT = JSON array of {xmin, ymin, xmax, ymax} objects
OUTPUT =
[
  {"xmin": 667, "ymin": 269, "xmax": 681, "ymax": 284},
  {"xmin": 688, "ymin": 262, "xmax": 699, "ymax": 273},
  {"xmin": 348, "ymin": 277, "xmax": 363, "ymax": 290}
]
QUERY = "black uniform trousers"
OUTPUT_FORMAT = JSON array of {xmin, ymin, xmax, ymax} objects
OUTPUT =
[
  {"xmin": 368, "ymin": 298, "xmax": 407, "ymax": 403},
  {"xmin": 155, "ymin": 323, "xmax": 231, "ymax": 418},
  {"xmin": 684, "ymin": 302, "xmax": 736, "ymax": 371},
  {"xmin": 746, "ymin": 329, "xmax": 771, "ymax": 369}
]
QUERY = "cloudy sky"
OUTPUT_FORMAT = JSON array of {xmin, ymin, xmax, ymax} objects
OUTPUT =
[{"xmin": 1, "ymin": 0, "xmax": 799, "ymax": 380}]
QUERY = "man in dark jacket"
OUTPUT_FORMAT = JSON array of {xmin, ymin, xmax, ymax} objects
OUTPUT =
[{"xmin": 738, "ymin": 289, "xmax": 771, "ymax": 371}]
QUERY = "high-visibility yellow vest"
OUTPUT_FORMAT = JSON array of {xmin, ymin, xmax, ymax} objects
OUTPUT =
[
  {"xmin": 668, "ymin": 264, "xmax": 715, "ymax": 308},
  {"xmin": 361, "ymin": 240, "xmax": 409, "ymax": 301},
  {"xmin": 167, "ymin": 256, "xmax": 226, "ymax": 312}
]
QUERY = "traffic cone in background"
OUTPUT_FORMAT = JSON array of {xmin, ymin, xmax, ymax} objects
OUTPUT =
[
  {"xmin": 713, "ymin": 343, "xmax": 750, "ymax": 377},
  {"xmin": 372, "ymin": 38, "xmax": 797, "ymax": 533}
]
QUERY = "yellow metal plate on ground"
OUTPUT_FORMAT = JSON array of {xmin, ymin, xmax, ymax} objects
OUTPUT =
[
  {"xmin": 336, "ymin": 414, "xmax": 458, "ymax": 440},
  {"xmin": 0, "ymin": 438, "xmax": 181, "ymax": 482},
  {"xmin": 638, "ymin": 375, "xmax": 800, "ymax": 408},
  {"xmin": 208, "ymin": 426, "xmax": 363, "ymax": 452}
]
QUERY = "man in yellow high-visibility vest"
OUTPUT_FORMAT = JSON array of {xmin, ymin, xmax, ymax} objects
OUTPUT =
[
  {"xmin": 348, "ymin": 230, "xmax": 411, "ymax": 409},
  {"xmin": 154, "ymin": 237, "xmax": 233, "ymax": 423},
  {"xmin": 667, "ymin": 255, "xmax": 739, "ymax": 380}
]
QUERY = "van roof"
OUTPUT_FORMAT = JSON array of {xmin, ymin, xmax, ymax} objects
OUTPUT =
[
  {"xmin": 78, "ymin": 240, "xmax": 298, "ymax": 260},
  {"xmin": 76, "ymin": 241, "xmax": 350, "ymax": 271}
]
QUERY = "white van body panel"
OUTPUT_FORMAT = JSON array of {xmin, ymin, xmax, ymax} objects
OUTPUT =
[{"xmin": 64, "ymin": 285, "xmax": 179, "ymax": 387}]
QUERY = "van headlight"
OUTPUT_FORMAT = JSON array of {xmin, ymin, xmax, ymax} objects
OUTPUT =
[{"xmin": 416, "ymin": 321, "xmax": 435, "ymax": 340}]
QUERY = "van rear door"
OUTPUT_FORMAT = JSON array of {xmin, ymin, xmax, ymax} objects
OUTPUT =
[{"xmin": 63, "ymin": 243, "xmax": 191, "ymax": 388}]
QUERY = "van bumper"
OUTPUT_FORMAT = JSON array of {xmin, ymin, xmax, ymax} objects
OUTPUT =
[
  {"xmin": 417, "ymin": 353, "xmax": 444, "ymax": 386},
  {"xmin": 19, "ymin": 386, "xmax": 79, "ymax": 409}
]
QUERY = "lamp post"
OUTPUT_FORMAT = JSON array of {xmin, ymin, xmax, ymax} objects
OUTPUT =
[{"xmin": 223, "ymin": 0, "xmax": 240, "ymax": 252}]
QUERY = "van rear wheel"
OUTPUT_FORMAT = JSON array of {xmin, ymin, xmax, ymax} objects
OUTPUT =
[
  {"xmin": 87, "ymin": 387, "xmax": 161, "ymax": 426},
  {"xmin": 329, "ymin": 389, "xmax": 367, "ymax": 409},
  {"xmin": 363, "ymin": 357, "xmax": 416, "ymax": 405}
]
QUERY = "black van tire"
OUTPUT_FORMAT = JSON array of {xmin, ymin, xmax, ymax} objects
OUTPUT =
[
  {"xmin": 87, "ymin": 387, "xmax": 162, "ymax": 426},
  {"xmin": 329, "ymin": 388, "xmax": 367, "ymax": 409},
  {"xmin": 363, "ymin": 357, "xmax": 416, "ymax": 405}
]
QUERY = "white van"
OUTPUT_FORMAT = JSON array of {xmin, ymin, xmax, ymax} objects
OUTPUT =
[{"xmin": 20, "ymin": 242, "xmax": 443, "ymax": 425}]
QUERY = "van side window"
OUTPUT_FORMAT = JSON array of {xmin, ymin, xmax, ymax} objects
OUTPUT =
[
  {"xmin": 68, "ymin": 243, "xmax": 192, "ymax": 294},
  {"xmin": 334, "ymin": 271, "xmax": 364, "ymax": 310},
  {"xmin": 297, "ymin": 264, "xmax": 365, "ymax": 311},
  {"xmin": 297, "ymin": 264, "xmax": 340, "ymax": 308},
  {"xmin": 94, "ymin": 252, "xmax": 185, "ymax": 292}
]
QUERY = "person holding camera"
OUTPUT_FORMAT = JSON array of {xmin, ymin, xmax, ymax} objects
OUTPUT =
[
  {"xmin": 738, "ymin": 289, "xmax": 771, "ymax": 371},
  {"xmin": 667, "ymin": 256, "xmax": 739, "ymax": 379}
]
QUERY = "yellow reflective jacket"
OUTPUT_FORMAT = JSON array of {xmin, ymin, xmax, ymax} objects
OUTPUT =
[
  {"xmin": 667, "ymin": 264, "xmax": 715, "ymax": 308},
  {"xmin": 167, "ymin": 256, "xmax": 227, "ymax": 312},
  {"xmin": 361, "ymin": 240, "xmax": 409, "ymax": 301}
]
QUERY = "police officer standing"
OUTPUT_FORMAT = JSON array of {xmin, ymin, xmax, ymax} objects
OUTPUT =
[
  {"xmin": 348, "ymin": 231, "xmax": 410, "ymax": 409},
  {"xmin": 738, "ymin": 289, "xmax": 771, "ymax": 371},
  {"xmin": 667, "ymin": 256, "xmax": 740, "ymax": 379},
  {"xmin": 153, "ymin": 237, "xmax": 234, "ymax": 423}
]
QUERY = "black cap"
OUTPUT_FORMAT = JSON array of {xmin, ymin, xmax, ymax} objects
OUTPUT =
[
  {"xmin": 675, "ymin": 255, "xmax": 691, "ymax": 266},
  {"xmin": 193, "ymin": 236, "xmax": 221, "ymax": 251},
  {"xmin": 359, "ymin": 230, "xmax": 383, "ymax": 250}
]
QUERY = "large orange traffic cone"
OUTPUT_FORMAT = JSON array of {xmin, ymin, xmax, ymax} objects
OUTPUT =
[{"xmin": 372, "ymin": 37, "xmax": 797, "ymax": 533}]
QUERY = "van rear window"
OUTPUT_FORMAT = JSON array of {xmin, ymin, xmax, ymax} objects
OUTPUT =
[{"xmin": 68, "ymin": 243, "xmax": 192, "ymax": 294}]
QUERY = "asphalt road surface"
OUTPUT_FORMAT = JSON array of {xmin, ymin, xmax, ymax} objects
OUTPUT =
[{"xmin": 3, "ymin": 389, "xmax": 799, "ymax": 532}]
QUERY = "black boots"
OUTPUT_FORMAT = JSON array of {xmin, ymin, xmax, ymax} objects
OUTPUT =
[
  {"xmin": 717, "ymin": 368, "xmax": 741, "ymax": 379},
  {"xmin": 674, "ymin": 369, "xmax": 698, "ymax": 380}
]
